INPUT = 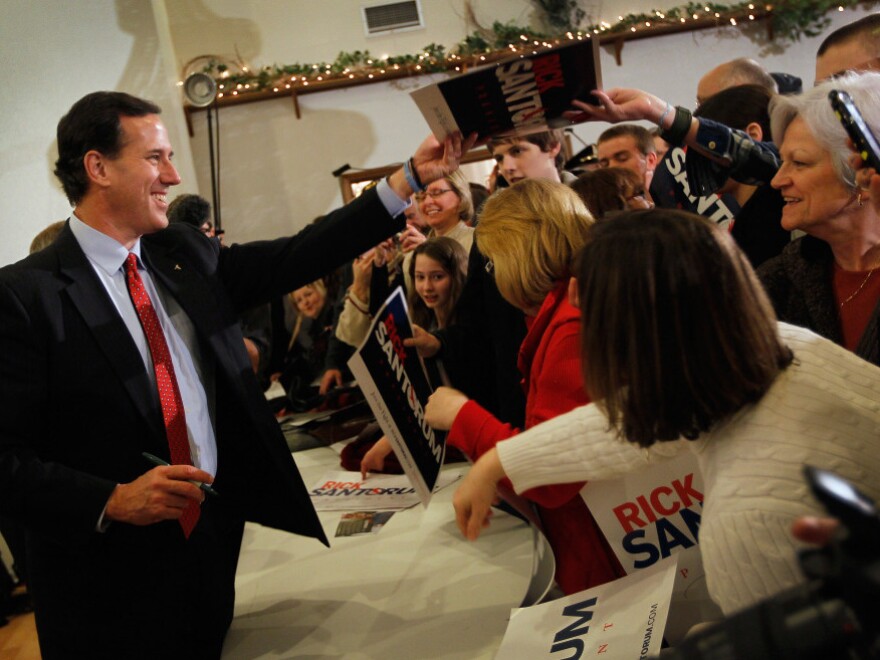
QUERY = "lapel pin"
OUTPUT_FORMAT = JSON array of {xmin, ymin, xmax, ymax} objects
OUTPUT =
[{"xmin": 174, "ymin": 264, "xmax": 182, "ymax": 271}]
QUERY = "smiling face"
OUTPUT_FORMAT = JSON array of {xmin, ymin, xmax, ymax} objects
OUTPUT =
[
  {"xmin": 491, "ymin": 139, "xmax": 561, "ymax": 184},
  {"xmin": 293, "ymin": 285, "xmax": 326, "ymax": 319},
  {"xmin": 417, "ymin": 179, "xmax": 461, "ymax": 235},
  {"xmin": 413, "ymin": 254, "xmax": 453, "ymax": 312},
  {"xmin": 771, "ymin": 116, "xmax": 856, "ymax": 237},
  {"xmin": 100, "ymin": 114, "xmax": 181, "ymax": 246}
]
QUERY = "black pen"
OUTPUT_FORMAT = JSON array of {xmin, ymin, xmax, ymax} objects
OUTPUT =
[{"xmin": 141, "ymin": 452, "xmax": 220, "ymax": 498}]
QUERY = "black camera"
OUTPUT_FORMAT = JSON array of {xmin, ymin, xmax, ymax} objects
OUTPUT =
[{"xmin": 658, "ymin": 465, "xmax": 880, "ymax": 659}]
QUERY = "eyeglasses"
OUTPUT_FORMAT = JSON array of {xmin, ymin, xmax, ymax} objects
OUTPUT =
[{"xmin": 415, "ymin": 188, "xmax": 454, "ymax": 200}]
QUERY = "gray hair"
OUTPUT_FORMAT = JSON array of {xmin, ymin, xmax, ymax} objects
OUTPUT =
[{"xmin": 770, "ymin": 71, "xmax": 880, "ymax": 189}]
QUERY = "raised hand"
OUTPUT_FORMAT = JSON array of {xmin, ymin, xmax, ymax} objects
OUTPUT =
[
  {"xmin": 412, "ymin": 132, "xmax": 479, "ymax": 185},
  {"xmin": 351, "ymin": 250, "xmax": 375, "ymax": 300},
  {"xmin": 398, "ymin": 224, "xmax": 427, "ymax": 253},
  {"xmin": 565, "ymin": 88, "xmax": 670, "ymax": 126},
  {"xmin": 850, "ymin": 146, "xmax": 880, "ymax": 215}
]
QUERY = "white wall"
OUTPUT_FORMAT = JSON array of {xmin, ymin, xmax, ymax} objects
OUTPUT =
[
  {"xmin": 1, "ymin": 1, "xmax": 876, "ymax": 263},
  {"xmin": 167, "ymin": 0, "xmax": 538, "ymax": 70},
  {"xmin": 0, "ymin": 0, "xmax": 197, "ymax": 267}
]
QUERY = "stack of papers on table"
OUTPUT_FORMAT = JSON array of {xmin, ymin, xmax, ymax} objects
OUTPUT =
[{"xmin": 308, "ymin": 470, "xmax": 461, "ymax": 512}]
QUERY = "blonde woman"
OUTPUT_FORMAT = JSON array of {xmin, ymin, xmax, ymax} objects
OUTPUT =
[
  {"xmin": 425, "ymin": 179, "xmax": 624, "ymax": 594},
  {"xmin": 416, "ymin": 169, "xmax": 475, "ymax": 253},
  {"xmin": 273, "ymin": 280, "xmax": 353, "ymax": 407}
]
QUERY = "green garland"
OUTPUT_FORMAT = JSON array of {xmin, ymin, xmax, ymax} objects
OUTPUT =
[
  {"xmin": 201, "ymin": 0, "xmax": 874, "ymax": 97},
  {"xmin": 768, "ymin": 0, "xmax": 875, "ymax": 39}
]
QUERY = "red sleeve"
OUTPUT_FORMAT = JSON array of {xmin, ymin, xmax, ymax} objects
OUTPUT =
[
  {"xmin": 448, "ymin": 320, "xmax": 589, "ymax": 509},
  {"xmin": 519, "ymin": 322, "xmax": 589, "ymax": 508},
  {"xmin": 447, "ymin": 399, "xmax": 519, "ymax": 458}
]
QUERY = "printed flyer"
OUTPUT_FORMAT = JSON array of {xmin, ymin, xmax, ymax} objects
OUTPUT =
[
  {"xmin": 334, "ymin": 511, "xmax": 395, "ymax": 537},
  {"xmin": 309, "ymin": 470, "xmax": 461, "ymax": 512}
]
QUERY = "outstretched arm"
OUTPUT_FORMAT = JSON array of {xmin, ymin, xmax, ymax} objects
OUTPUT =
[
  {"xmin": 452, "ymin": 404, "xmax": 688, "ymax": 541},
  {"xmin": 567, "ymin": 88, "xmax": 697, "ymax": 144},
  {"xmin": 568, "ymin": 88, "xmax": 781, "ymax": 191}
]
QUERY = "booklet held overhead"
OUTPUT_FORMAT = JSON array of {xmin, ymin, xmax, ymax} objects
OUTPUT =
[{"xmin": 411, "ymin": 37, "xmax": 602, "ymax": 139}]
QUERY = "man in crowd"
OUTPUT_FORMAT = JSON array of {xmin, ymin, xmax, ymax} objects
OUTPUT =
[
  {"xmin": 665, "ymin": 12, "xmax": 880, "ymax": 194},
  {"xmin": 815, "ymin": 13, "xmax": 880, "ymax": 82},
  {"xmin": 167, "ymin": 192, "xmax": 215, "ymax": 236},
  {"xmin": 696, "ymin": 57, "xmax": 778, "ymax": 106},
  {"xmin": 651, "ymin": 57, "xmax": 778, "ymax": 220},
  {"xmin": 488, "ymin": 129, "xmax": 573, "ymax": 186},
  {"xmin": 596, "ymin": 124, "xmax": 657, "ymax": 199},
  {"xmin": 0, "ymin": 90, "xmax": 469, "ymax": 659}
]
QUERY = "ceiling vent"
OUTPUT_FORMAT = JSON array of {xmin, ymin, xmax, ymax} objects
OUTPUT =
[{"xmin": 362, "ymin": 1, "xmax": 424, "ymax": 36}]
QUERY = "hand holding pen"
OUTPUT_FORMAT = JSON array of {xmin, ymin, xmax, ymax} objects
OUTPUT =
[
  {"xmin": 142, "ymin": 452, "xmax": 219, "ymax": 497},
  {"xmin": 103, "ymin": 456, "xmax": 218, "ymax": 526}
]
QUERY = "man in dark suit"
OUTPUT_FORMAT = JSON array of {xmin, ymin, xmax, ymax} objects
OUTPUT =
[{"xmin": 0, "ymin": 91, "xmax": 469, "ymax": 659}]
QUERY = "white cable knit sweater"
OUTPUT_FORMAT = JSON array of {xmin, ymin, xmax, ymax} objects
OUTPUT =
[{"xmin": 496, "ymin": 322, "xmax": 880, "ymax": 614}]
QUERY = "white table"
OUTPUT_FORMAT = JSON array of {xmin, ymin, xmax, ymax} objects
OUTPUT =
[{"xmin": 222, "ymin": 445, "xmax": 535, "ymax": 659}]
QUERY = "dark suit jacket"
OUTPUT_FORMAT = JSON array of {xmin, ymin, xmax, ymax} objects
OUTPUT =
[
  {"xmin": 0, "ymin": 188, "xmax": 402, "ymax": 659},
  {"xmin": 433, "ymin": 243, "xmax": 527, "ymax": 428}
]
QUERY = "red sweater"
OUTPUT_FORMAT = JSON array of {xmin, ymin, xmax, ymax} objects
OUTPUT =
[{"xmin": 447, "ymin": 281, "xmax": 624, "ymax": 594}]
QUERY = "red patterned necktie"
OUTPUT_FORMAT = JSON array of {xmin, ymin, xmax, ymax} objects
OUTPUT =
[{"xmin": 124, "ymin": 253, "xmax": 199, "ymax": 538}]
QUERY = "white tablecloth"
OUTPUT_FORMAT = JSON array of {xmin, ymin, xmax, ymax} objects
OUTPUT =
[{"xmin": 223, "ymin": 445, "xmax": 534, "ymax": 659}]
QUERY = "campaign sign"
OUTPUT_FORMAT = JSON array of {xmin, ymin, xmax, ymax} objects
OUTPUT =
[
  {"xmin": 348, "ymin": 288, "xmax": 446, "ymax": 507},
  {"xmin": 411, "ymin": 37, "xmax": 601, "ymax": 140},
  {"xmin": 495, "ymin": 555, "xmax": 677, "ymax": 659},
  {"xmin": 580, "ymin": 453, "xmax": 722, "ymax": 643}
]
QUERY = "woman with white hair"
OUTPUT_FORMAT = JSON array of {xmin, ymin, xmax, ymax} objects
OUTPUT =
[{"xmin": 757, "ymin": 71, "xmax": 880, "ymax": 365}]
